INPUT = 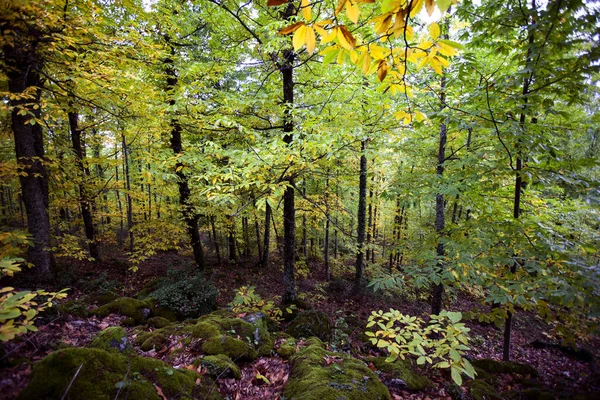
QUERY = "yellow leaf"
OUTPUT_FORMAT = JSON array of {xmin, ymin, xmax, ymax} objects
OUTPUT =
[
  {"xmin": 425, "ymin": 0, "xmax": 435, "ymax": 16},
  {"xmin": 337, "ymin": 25, "xmax": 356, "ymax": 50},
  {"xmin": 335, "ymin": 0, "xmax": 347, "ymax": 15},
  {"xmin": 321, "ymin": 28, "xmax": 337, "ymax": 43},
  {"xmin": 409, "ymin": 0, "xmax": 424, "ymax": 17},
  {"xmin": 360, "ymin": 52, "xmax": 371, "ymax": 74},
  {"xmin": 301, "ymin": 0, "xmax": 312, "ymax": 21},
  {"xmin": 279, "ymin": 22, "xmax": 305, "ymax": 35},
  {"xmin": 428, "ymin": 22, "xmax": 440, "ymax": 39},
  {"xmin": 293, "ymin": 25, "xmax": 307, "ymax": 50},
  {"xmin": 430, "ymin": 57, "xmax": 443, "ymax": 74},
  {"xmin": 436, "ymin": 55, "xmax": 450, "ymax": 67},
  {"xmin": 377, "ymin": 59, "xmax": 388, "ymax": 82},
  {"xmin": 373, "ymin": 13, "xmax": 393, "ymax": 35},
  {"xmin": 315, "ymin": 19, "xmax": 333, "ymax": 26},
  {"xmin": 369, "ymin": 44, "xmax": 389, "ymax": 60},
  {"xmin": 346, "ymin": 0, "xmax": 359, "ymax": 23},
  {"xmin": 436, "ymin": 41, "xmax": 457, "ymax": 56},
  {"xmin": 314, "ymin": 24, "xmax": 327, "ymax": 37},
  {"xmin": 392, "ymin": 9, "xmax": 407, "ymax": 38},
  {"xmin": 337, "ymin": 48, "xmax": 347, "ymax": 64},
  {"xmin": 305, "ymin": 26, "xmax": 316, "ymax": 53},
  {"xmin": 349, "ymin": 50, "xmax": 359, "ymax": 63}
]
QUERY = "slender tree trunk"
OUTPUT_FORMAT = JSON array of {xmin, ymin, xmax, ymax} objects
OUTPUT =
[
  {"xmin": 431, "ymin": 52, "xmax": 448, "ymax": 316},
  {"xmin": 68, "ymin": 109, "xmax": 100, "ymax": 261},
  {"xmin": 261, "ymin": 202, "xmax": 272, "ymax": 268},
  {"xmin": 115, "ymin": 150, "xmax": 124, "ymax": 249},
  {"xmin": 366, "ymin": 179, "xmax": 373, "ymax": 262},
  {"xmin": 165, "ymin": 43, "xmax": 205, "ymax": 272},
  {"xmin": 280, "ymin": 28, "xmax": 297, "ymax": 302},
  {"xmin": 211, "ymin": 216, "xmax": 221, "ymax": 264},
  {"xmin": 372, "ymin": 201, "xmax": 378, "ymax": 263},
  {"xmin": 354, "ymin": 140, "xmax": 368, "ymax": 292},
  {"xmin": 120, "ymin": 131, "xmax": 134, "ymax": 251},
  {"xmin": 4, "ymin": 30, "xmax": 53, "ymax": 274},
  {"xmin": 503, "ymin": 2, "xmax": 536, "ymax": 361},
  {"xmin": 228, "ymin": 216, "xmax": 237, "ymax": 261},
  {"xmin": 324, "ymin": 173, "xmax": 330, "ymax": 281},
  {"xmin": 254, "ymin": 211, "xmax": 262, "ymax": 262}
]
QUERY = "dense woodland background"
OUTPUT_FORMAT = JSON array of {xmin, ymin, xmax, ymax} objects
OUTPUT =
[{"xmin": 1, "ymin": 0, "xmax": 599, "ymax": 398}]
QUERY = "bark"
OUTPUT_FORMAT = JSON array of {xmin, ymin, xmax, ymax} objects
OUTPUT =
[
  {"xmin": 210, "ymin": 216, "xmax": 221, "ymax": 264},
  {"xmin": 68, "ymin": 109, "xmax": 100, "ymax": 261},
  {"xmin": 165, "ymin": 45, "xmax": 205, "ymax": 272},
  {"xmin": 261, "ymin": 202, "xmax": 272, "ymax": 268},
  {"xmin": 431, "ymin": 66, "xmax": 448, "ymax": 316},
  {"xmin": 228, "ymin": 217, "xmax": 237, "ymax": 261},
  {"xmin": 281, "ymin": 44, "xmax": 296, "ymax": 304},
  {"xmin": 254, "ymin": 212, "xmax": 262, "ymax": 262},
  {"xmin": 121, "ymin": 132, "xmax": 134, "ymax": 251},
  {"xmin": 324, "ymin": 174, "xmax": 330, "ymax": 281},
  {"xmin": 4, "ymin": 24, "xmax": 53, "ymax": 274},
  {"xmin": 115, "ymin": 150, "xmax": 124, "ymax": 249},
  {"xmin": 354, "ymin": 140, "xmax": 368, "ymax": 292}
]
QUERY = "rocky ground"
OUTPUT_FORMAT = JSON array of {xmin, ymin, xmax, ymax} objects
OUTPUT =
[{"xmin": 1, "ymin": 251, "xmax": 599, "ymax": 399}]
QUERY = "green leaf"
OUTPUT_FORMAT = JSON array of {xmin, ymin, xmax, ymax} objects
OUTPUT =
[{"xmin": 451, "ymin": 366, "xmax": 463, "ymax": 386}]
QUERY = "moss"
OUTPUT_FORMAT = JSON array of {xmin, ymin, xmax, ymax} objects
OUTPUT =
[
  {"xmin": 469, "ymin": 379, "xmax": 503, "ymax": 400},
  {"xmin": 277, "ymin": 338, "xmax": 297, "ymax": 360},
  {"xmin": 472, "ymin": 359, "xmax": 538, "ymax": 377},
  {"xmin": 201, "ymin": 335, "xmax": 258, "ymax": 361},
  {"xmin": 56, "ymin": 300, "xmax": 89, "ymax": 317},
  {"xmin": 85, "ymin": 291, "xmax": 118, "ymax": 306},
  {"xmin": 286, "ymin": 310, "xmax": 331, "ymax": 342},
  {"xmin": 148, "ymin": 317, "xmax": 172, "ymax": 329},
  {"xmin": 282, "ymin": 338, "xmax": 391, "ymax": 400},
  {"xmin": 89, "ymin": 327, "xmax": 132, "ymax": 354},
  {"xmin": 91, "ymin": 297, "xmax": 177, "ymax": 325},
  {"xmin": 194, "ymin": 354, "xmax": 241, "ymax": 380},
  {"xmin": 140, "ymin": 333, "xmax": 167, "ymax": 351},
  {"xmin": 17, "ymin": 347, "xmax": 222, "ymax": 400},
  {"xmin": 367, "ymin": 357, "xmax": 432, "ymax": 391},
  {"xmin": 190, "ymin": 321, "xmax": 220, "ymax": 339}
]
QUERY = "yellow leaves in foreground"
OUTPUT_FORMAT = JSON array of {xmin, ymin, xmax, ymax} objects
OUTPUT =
[{"xmin": 292, "ymin": 24, "xmax": 317, "ymax": 53}]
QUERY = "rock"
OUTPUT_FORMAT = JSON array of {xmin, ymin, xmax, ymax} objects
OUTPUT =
[
  {"xmin": 91, "ymin": 297, "xmax": 177, "ymax": 325},
  {"xmin": 17, "ymin": 347, "xmax": 222, "ymax": 400},
  {"xmin": 472, "ymin": 358, "xmax": 538, "ymax": 377},
  {"xmin": 194, "ymin": 354, "xmax": 241, "ymax": 380},
  {"xmin": 282, "ymin": 337, "xmax": 390, "ymax": 400},
  {"xmin": 469, "ymin": 379, "xmax": 503, "ymax": 400},
  {"xmin": 89, "ymin": 327, "xmax": 132, "ymax": 354},
  {"xmin": 286, "ymin": 310, "xmax": 331, "ymax": 342},
  {"xmin": 367, "ymin": 356, "xmax": 432, "ymax": 391},
  {"xmin": 276, "ymin": 337, "xmax": 297, "ymax": 360},
  {"xmin": 147, "ymin": 316, "xmax": 172, "ymax": 329}
]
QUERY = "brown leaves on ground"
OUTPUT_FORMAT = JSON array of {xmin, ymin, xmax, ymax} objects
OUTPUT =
[{"xmin": 218, "ymin": 357, "xmax": 290, "ymax": 400}]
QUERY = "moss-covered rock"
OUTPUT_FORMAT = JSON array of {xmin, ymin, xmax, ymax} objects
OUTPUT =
[
  {"xmin": 469, "ymin": 379, "xmax": 503, "ymax": 400},
  {"xmin": 56, "ymin": 300, "xmax": 89, "ymax": 317},
  {"xmin": 187, "ymin": 312, "xmax": 274, "ymax": 360},
  {"xmin": 286, "ymin": 310, "xmax": 331, "ymax": 342},
  {"xmin": 194, "ymin": 354, "xmax": 241, "ymax": 380},
  {"xmin": 89, "ymin": 327, "xmax": 132, "ymax": 354},
  {"xmin": 282, "ymin": 337, "xmax": 390, "ymax": 400},
  {"xmin": 472, "ymin": 358, "xmax": 538, "ymax": 377},
  {"xmin": 17, "ymin": 347, "xmax": 222, "ymax": 400},
  {"xmin": 140, "ymin": 333, "xmax": 167, "ymax": 351},
  {"xmin": 85, "ymin": 291, "xmax": 118, "ymax": 306},
  {"xmin": 277, "ymin": 338, "xmax": 297, "ymax": 360},
  {"xmin": 148, "ymin": 316, "xmax": 172, "ymax": 329},
  {"xmin": 367, "ymin": 356, "xmax": 432, "ymax": 391},
  {"xmin": 202, "ymin": 335, "xmax": 258, "ymax": 360},
  {"xmin": 91, "ymin": 297, "xmax": 177, "ymax": 325}
]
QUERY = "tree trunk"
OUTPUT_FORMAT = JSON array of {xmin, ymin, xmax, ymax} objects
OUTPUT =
[
  {"xmin": 281, "ymin": 43, "xmax": 296, "ymax": 304},
  {"xmin": 211, "ymin": 216, "xmax": 221, "ymax": 264},
  {"xmin": 261, "ymin": 202, "xmax": 272, "ymax": 268},
  {"xmin": 121, "ymin": 132, "xmax": 134, "ymax": 251},
  {"xmin": 354, "ymin": 140, "xmax": 368, "ymax": 292},
  {"xmin": 165, "ymin": 44, "xmax": 205, "ymax": 272},
  {"xmin": 228, "ymin": 216, "xmax": 237, "ymax": 261},
  {"xmin": 4, "ymin": 29, "xmax": 53, "ymax": 274},
  {"xmin": 254, "ymin": 211, "xmax": 262, "ymax": 262},
  {"xmin": 68, "ymin": 109, "xmax": 100, "ymax": 261},
  {"xmin": 324, "ymin": 174, "xmax": 330, "ymax": 281}
]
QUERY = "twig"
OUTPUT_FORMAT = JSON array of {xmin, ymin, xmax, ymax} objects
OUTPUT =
[{"xmin": 61, "ymin": 363, "xmax": 83, "ymax": 400}]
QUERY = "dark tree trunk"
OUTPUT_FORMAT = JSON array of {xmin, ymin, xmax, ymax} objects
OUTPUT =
[
  {"xmin": 431, "ymin": 64, "xmax": 448, "ymax": 316},
  {"xmin": 228, "ymin": 217, "xmax": 237, "ymax": 261},
  {"xmin": 68, "ymin": 109, "xmax": 100, "ymax": 261},
  {"xmin": 115, "ymin": 152, "xmax": 124, "ymax": 249},
  {"xmin": 254, "ymin": 212, "xmax": 262, "ymax": 262},
  {"xmin": 121, "ymin": 132, "xmax": 134, "ymax": 251},
  {"xmin": 366, "ymin": 176, "xmax": 373, "ymax": 262},
  {"xmin": 354, "ymin": 140, "xmax": 368, "ymax": 292},
  {"xmin": 4, "ymin": 26, "xmax": 53, "ymax": 274},
  {"xmin": 261, "ymin": 202, "xmax": 272, "ymax": 268},
  {"xmin": 165, "ymin": 45, "xmax": 205, "ymax": 272},
  {"xmin": 503, "ymin": 4, "xmax": 535, "ymax": 361},
  {"xmin": 281, "ymin": 44, "xmax": 296, "ymax": 304},
  {"xmin": 324, "ymin": 174, "xmax": 330, "ymax": 281},
  {"xmin": 211, "ymin": 216, "xmax": 221, "ymax": 264}
]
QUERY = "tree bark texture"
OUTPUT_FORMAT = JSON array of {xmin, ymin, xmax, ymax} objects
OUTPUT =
[{"xmin": 354, "ymin": 140, "xmax": 368, "ymax": 292}]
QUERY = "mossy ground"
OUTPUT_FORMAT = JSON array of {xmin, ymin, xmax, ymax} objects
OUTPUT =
[
  {"xmin": 89, "ymin": 326, "xmax": 133, "ymax": 354},
  {"xmin": 367, "ymin": 356, "xmax": 432, "ymax": 391},
  {"xmin": 283, "ymin": 338, "xmax": 391, "ymax": 400},
  {"xmin": 16, "ymin": 347, "xmax": 222, "ymax": 400},
  {"xmin": 92, "ymin": 297, "xmax": 177, "ymax": 325},
  {"xmin": 194, "ymin": 354, "xmax": 241, "ymax": 379}
]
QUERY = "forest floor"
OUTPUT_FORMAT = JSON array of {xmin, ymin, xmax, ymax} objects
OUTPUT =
[{"xmin": 1, "ymin": 249, "xmax": 599, "ymax": 399}]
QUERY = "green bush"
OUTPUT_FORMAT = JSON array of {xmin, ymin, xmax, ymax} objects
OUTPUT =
[{"xmin": 149, "ymin": 270, "xmax": 218, "ymax": 319}]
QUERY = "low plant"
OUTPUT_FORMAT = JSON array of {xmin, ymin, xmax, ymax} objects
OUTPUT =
[
  {"xmin": 229, "ymin": 286, "xmax": 295, "ymax": 322},
  {"xmin": 149, "ymin": 269, "xmax": 218, "ymax": 318},
  {"xmin": 366, "ymin": 309, "xmax": 475, "ymax": 386},
  {"xmin": 1, "ymin": 231, "xmax": 68, "ymax": 342}
]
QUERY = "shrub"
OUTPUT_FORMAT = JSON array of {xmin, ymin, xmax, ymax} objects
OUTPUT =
[
  {"xmin": 149, "ymin": 270, "xmax": 218, "ymax": 319},
  {"xmin": 366, "ymin": 309, "xmax": 475, "ymax": 386},
  {"xmin": 229, "ymin": 286, "xmax": 295, "ymax": 322}
]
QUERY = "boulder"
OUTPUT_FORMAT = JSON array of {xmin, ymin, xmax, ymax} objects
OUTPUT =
[{"xmin": 286, "ymin": 310, "xmax": 331, "ymax": 342}]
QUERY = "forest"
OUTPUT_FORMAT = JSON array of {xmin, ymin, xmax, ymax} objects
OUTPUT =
[{"xmin": 0, "ymin": 0, "xmax": 599, "ymax": 398}]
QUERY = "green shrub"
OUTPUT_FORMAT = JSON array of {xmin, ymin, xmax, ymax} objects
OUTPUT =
[{"xmin": 149, "ymin": 270, "xmax": 218, "ymax": 318}]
